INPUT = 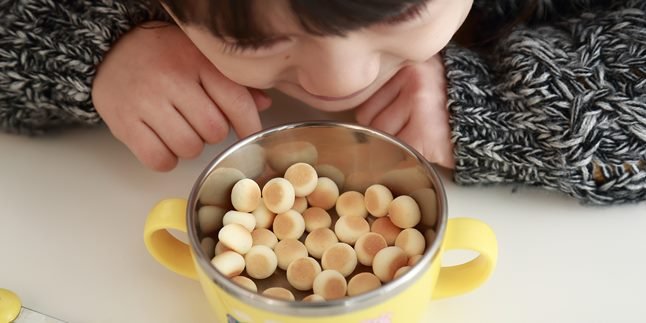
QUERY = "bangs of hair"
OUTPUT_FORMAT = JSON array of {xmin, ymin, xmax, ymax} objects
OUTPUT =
[{"xmin": 159, "ymin": 0, "xmax": 428, "ymax": 42}]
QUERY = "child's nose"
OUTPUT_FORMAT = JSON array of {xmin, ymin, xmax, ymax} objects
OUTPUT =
[{"xmin": 297, "ymin": 40, "xmax": 380, "ymax": 98}]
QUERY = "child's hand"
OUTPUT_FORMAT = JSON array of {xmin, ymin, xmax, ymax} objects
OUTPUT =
[
  {"xmin": 355, "ymin": 55, "xmax": 455, "ymax": 169},
  {"xmin": 92, "ymin": 23, "xmax": 271, "ymax": 171}
]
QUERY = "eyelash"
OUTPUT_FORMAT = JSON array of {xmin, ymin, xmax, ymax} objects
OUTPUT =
[
  {"xmin": 383, "ymin": 1, "xmax": 429, "ymax": 25},
  {"xmin": 220, "ymin": 1, "xmax": 429, "ymax": 54},
  {"xmin": 220, "ymin": 38, "xmax": 286, "ymax": 54}
]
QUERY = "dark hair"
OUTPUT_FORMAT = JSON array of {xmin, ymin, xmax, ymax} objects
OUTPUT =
[{"xmin": 158, "ymin": 0, "xmax": 428, "ymax": 43}]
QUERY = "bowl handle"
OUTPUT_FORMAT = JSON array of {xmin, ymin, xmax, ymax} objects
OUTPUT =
[
  {"xmin": 432, "ymin": 217, "xmax": 498, "ymax": 299},
  {"xmin": 144, "ymin": 198, "xmax": 198, "ymax": 280}
]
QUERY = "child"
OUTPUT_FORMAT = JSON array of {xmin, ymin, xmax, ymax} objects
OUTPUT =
[{"xmin": 1, "ymin": 0, "xmax": 644, "ymax": 204}]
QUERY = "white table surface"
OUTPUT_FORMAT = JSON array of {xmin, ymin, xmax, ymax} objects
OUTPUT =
[{"xmin": 2, "ymin": 92, "xmax": 645, "ymax": 323}]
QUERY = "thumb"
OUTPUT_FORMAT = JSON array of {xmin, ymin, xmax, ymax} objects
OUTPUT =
[{"xmin": 249, "ymin": 89, "xmax": 273, "ymax": 112}]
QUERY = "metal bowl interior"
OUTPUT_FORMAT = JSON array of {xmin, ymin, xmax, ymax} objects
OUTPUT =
[{"xmin": 187, "ymin": 121, "xmax": 447, "ymax": 316}]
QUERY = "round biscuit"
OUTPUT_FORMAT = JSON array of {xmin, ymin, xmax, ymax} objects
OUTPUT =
[
  {"xmin": 354, "ymin": 232, "xmax": 387, "ymax": 266},
  {"xmin": 306, "ymin": 177, "xmax": 339, "ymax": 210},
  {"xmin": 284, "ymin": 162, "xmax": 318, "ymax": 197},
  {"xmin": 347, "ymin": 272, "xmax": 382, "ymax": 296},
  {"xmin": 287, "ymin": 257, "xmax": 322, "ymax": 291},
  {"xmin": 262, "ymin": 177, "xmax": 296, "ymax": 214},
  {"xmin": 313, "ymin": 270, "xmax": 347, "ymax": 300},
  {"xmin": 304, "ymin": 228, "xmax": 338, "ymax": 259},
  {"xmin": 321, "ymin": 243, "xmax": 357, "ymax": 277},
  {"xmin": 211, "ymin": 251, "xmax": 245, "ymax": 278},
  {"xmin": 244, "ymin": 245, "xmax": 278, "ymax": 279},
  {"xmin": 231, "ymin": 178, "xmax": 261, "ymax": 212},
  {"xmin": 218, "ymin": 223, "xmax": 253, "ymax": 254},
  {"xmin": 372, "ymin": 246, "xmax": 408, "ymax": 282},
  {"xmin": 274, "ymin": 239, "xmax": 308, "ymax": 270},
  {"xmin": 273, "ymin": 209, "xmax": 306, "ymax": 240},
  {"xmin": 364, "ymin": 184, "xmax": 393, "ymax": 218}
]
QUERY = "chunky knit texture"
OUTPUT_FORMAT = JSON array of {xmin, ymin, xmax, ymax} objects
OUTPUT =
[
  {"xmin": 0, "ymin": 0, "xmax": 165, "ymax": 134},
  {"xmin": 1, "ymin": 0, "xmax": 645, "ymax": 204},
  {"xmin": 445, "ymin": 0, "xmax": 646, "ymax": 204}
]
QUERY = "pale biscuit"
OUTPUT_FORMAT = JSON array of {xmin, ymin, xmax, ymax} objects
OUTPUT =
[
  {"xmin": 395, "ymin": 228, "xmax": 426, "ymax": 257},
  {"xmin": 273, "ymin": 209, "xmax": 306, "ymax": 240},
  {"xmin": 274, "ymin": 239, "xmax": 308, "ymax": 270},
  {"xmin": 211, "ymin": 251, "xmax": 245, "ymax": 278},
  {"xmin": 262, "ymin": 177, "xmax": 296, "ymax": 214},
  {"xmin": 321, "ymin": 243, "xmax": 357, "ymax": 277},
  {"xmin": 334, "ymin": 215, "xmax": 370, "ymax": 245},
  {"xmin": 215, "ymin": 241, "xmax": 232, "ymax": 256},
  {"xmin": 284, "ymin": 162, "xmax": 318, "ymax": 197},
  {"xmin": 302, "ymin": 294, "xmax": 326, "ymax": 302},
  {"xmin": 306, "ymin": 177, "xmax": 339, "ymax": 210},
  {"xmin": 199, "ymin": 167, "xmax": 245, "ymax": 207},
  {"xmin": 267, "ymin": 141, "xmax": 318, "ymax": 175},
  {"xmin": 347, "ymin": 272, "xmax": 382, "ymax": 296},
  {"xmin": 408, "ymin": 254, "xmax": 423, "ymax": 267},
  {"xmin": 251, "ymin": 200, "xmax": 275, "ymax": 229},
  {"xmin": 302, "ymin": 207, "xmax": 332, "ymax": 232},
  {"xmin": 287, "ymin": 257, "xmax": 322, "ymax": 291},
  {"xmin": 304, "ymin": 228, "xmax": 338, "ymax": 259},
  {"xmin": 393, "ymin": 266, "xmax": 411, "ymax": 280},
  {"xmin": 364, "ymin": 184, "xmax": 393, "ymax": 218},
  {"xmin": 222, "ymin": 211, "xmax": 256, "ymax": 232},
  {"xmin": 388, "ymin": 195, "xmax": 421, "ymax": 229},
  {"xmin": 372, "ymin": 246, "xmax": 408, "ymax": 282},
  {"xmin": 262, "ymin": 287, "xmax": 295, "ymax": 301},
  {"xmin": 218, "ymin": 223, "xmax": 253, "ymax": 254},
  {"xmin": 244, "ymin": 245, "xmax": 278, "ymax": 279},
  {"xmin": 200, "ymin": 237, "xmax": 216, "ymax": 259},
  {"xmin": 231, "ymin": 178, "xmax": 261, "ymax": 212},
  {"xmin": 251, "ymin": 228, "xmax": 278, "ymax": 249},
  {"xmin": 314, "ymin": 164, "xmax": 345, "ymax": 190},
  {"xmin": 292, "ymin": 196, "xmax": 308, "ymax": 213},
  {"xmin": 231, "ymin": 276, "xmax": 258, "ymax": 292},
  {"xmin": 371, "ymin": 217, "xmax": 402, "ymax": 246},
  {"xmin": 336, "ymin": 191, "xmax": 368, "ymax": 218},
  {"xmin": 313, "ymin": 270, "xmax": 347, "ymax": 300},
  {"xmin": 410, "ymin": 188, "xmax": 438, "ymax": 227},
  {"xmin": 354, "ymin": 232, "xmax": 387, "ymax": 266},
  {"xmin": 198, "ymin": 205, "xmax": 226, "ymax": 234}
]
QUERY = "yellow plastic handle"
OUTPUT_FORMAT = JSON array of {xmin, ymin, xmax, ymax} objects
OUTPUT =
[
  {"xmin": 144, "ymin": 198, "xmax": 198, "ymax": 280},
  {"xmin": 0, "ymin": 288, "xmax": 21, "ymax": 323},
  {"xmin": 432, "ymin": 217, "xmax": 498, "ymax": 299}
]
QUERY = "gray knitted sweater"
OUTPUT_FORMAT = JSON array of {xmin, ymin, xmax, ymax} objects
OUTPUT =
[{"xmin": 1, "ymin": 0, "xmax": 645, "ymax": 204}]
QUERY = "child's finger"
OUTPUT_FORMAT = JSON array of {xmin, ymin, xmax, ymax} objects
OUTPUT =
[
  {"xmin": 173, "ymin": 83, "xmax": 230, "ymax": 145},
  {"xmin": 199, "ymin": 68, "xmax": 263, "ymax": 139},
  {"xmin": 249, "ymin": 88, "xmax": 273, "ymax": 112},
  {"xmin": 368, "ymin": 92, "xmax": 412, "ymax": 135},
  {"xmin": 142, "ymin": 102, "xmax": 205, "ymax": 160},
  {"xmin": 355, "ymin": 69, "xmax": 407, "ymax": 126},
  {"xmin": 125, "ymin": 121, "xmax": 178, "ymax": 172}
]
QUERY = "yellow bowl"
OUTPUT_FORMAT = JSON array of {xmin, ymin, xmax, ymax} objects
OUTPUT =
[{"xmin": 144, "ymin": 121, "xmax": 497, "ymax": 323}]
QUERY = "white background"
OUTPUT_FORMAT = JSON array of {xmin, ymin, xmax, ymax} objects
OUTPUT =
[{"xmin": 2, "ymin": 92, "xmax": 645, "ymax": 323}]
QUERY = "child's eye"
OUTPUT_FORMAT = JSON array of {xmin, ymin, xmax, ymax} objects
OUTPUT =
[
  {"xmin": 220, "ymin": 37, "xmax": 290, "ymax": 55},
  {"xmin": 382, "ymin": 1, "xmax": 430, "ymax": 25}
]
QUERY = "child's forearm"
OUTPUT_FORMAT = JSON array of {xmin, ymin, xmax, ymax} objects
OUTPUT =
[
  {"xmin": 444, "ymin": 1, "xmax": 646, "ymax": 204},
  {"xmin": 0, "ymin": 0, "xmax": 168, "ymax": 135}
]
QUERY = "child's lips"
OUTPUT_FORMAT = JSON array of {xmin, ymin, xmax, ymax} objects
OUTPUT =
[{"xmin": 307, "ymin": 87, "xmax": 369, "ymax": 102}]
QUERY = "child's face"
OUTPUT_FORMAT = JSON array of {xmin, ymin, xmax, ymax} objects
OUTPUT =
[{"xmin": 171, "ymin": 0, "xmax": 473, "ymax": 112}]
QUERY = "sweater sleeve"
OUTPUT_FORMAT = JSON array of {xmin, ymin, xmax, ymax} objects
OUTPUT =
[
  {"xmin": 0, "ymin": 0, "xmax": 168, "ymax": 134},
  {"xmin": 444, "ymin": 0, "xmax": 646, "ymax": 204}
]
